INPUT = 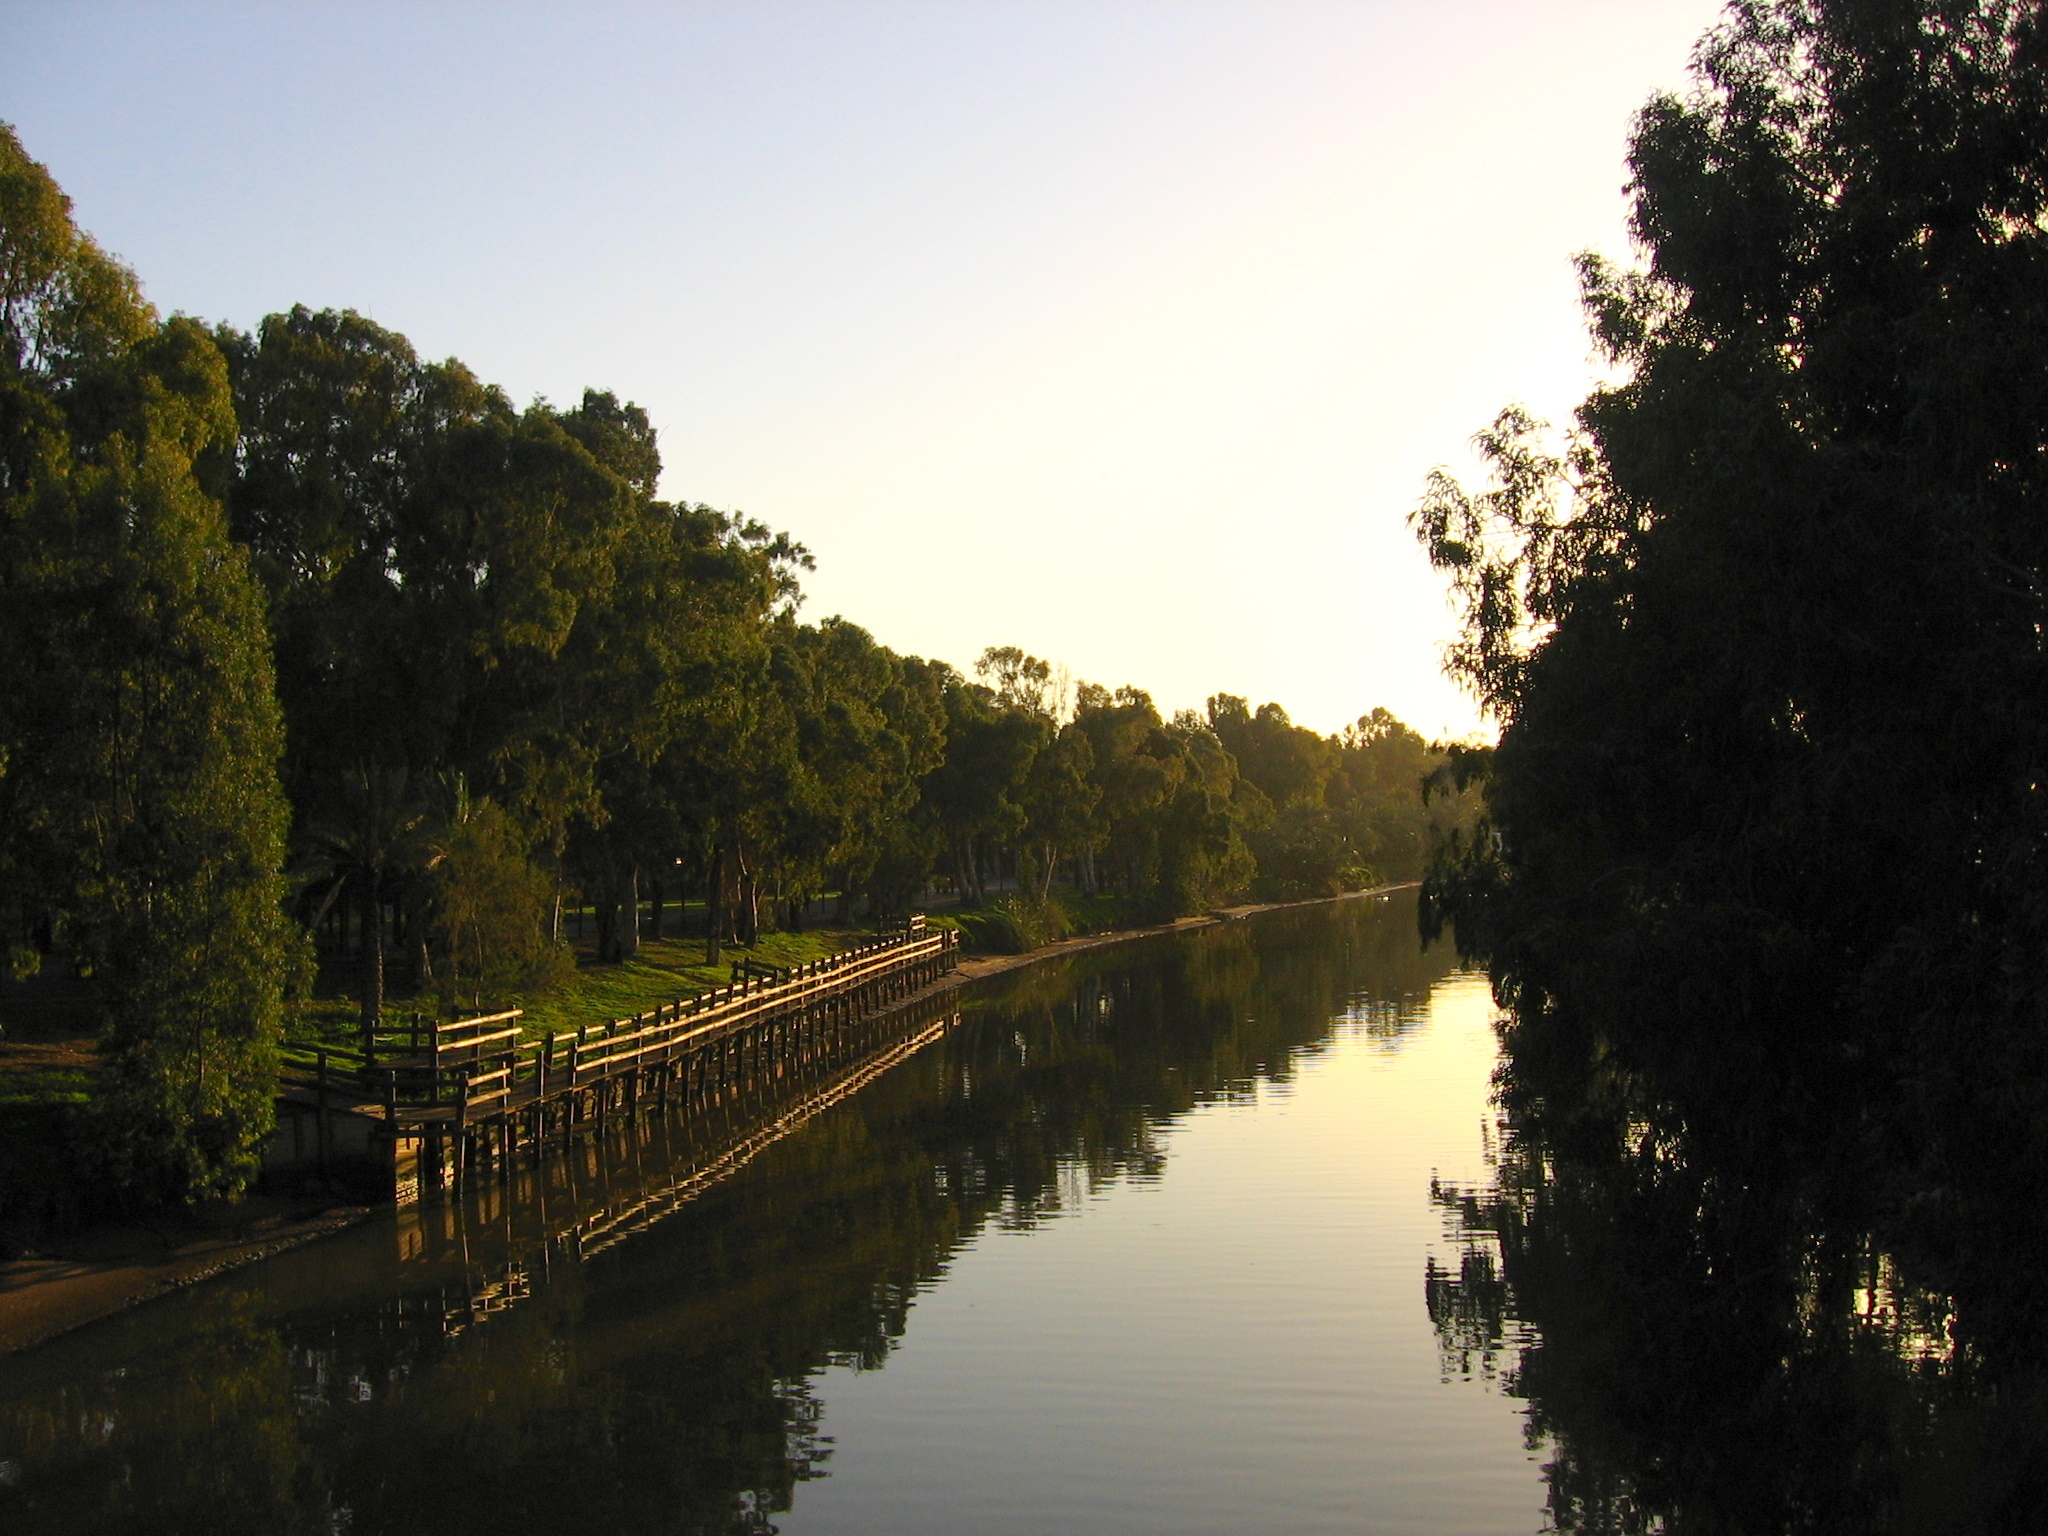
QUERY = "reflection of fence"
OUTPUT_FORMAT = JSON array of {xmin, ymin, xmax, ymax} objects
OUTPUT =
[
  {"xmin": 275, "ymin": 928, "xmax": 959, "ymax": 1201},
  {"xmin": 395, "ymin": 991, "xmax": 964, "ymax": 1337}
]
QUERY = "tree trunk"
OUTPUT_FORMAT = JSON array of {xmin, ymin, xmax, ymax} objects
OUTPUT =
[
  {"xmin": 619, "ymin": 862, "xmax": 641, "ymax": 961},
  {"xmin": 704, "ymin": 844, "xmax": 725, "ymax": 966},
  {"xmin": 735, "ymin": 839, "xmax": 758, "ymax": 947},
  {"xmin": 358, "ymin": 877, "xmax": 384, "ymax": 1052},
  {"xmin": 646, "ymin": 875, "xmax": 664, "ymax": 943},
  {"xmin": 397, "ymin": 883, "xmax": 431, "ymax": 992},
  {"xmin": 596, "ymin": 881, "xmax": 620, "ymax": 962}
]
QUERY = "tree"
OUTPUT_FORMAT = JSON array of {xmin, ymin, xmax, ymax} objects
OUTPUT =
[
  {"xmin": 1329, "ymin": 708, "xmax": 1446, "ymax": 884},
  {"xmin": 975, "ymin": 645, "xmax": 1064, "ymax": 720},
  {"xmin": 921, "ymin": 673, "xmax": 1044, "ymax": 904},
  {"xmin": 1412, "ymin": 1, "xmax": 2048, "ymax": 1162},
  {"xmin": 300, "ymin": 765, "xmax": 430, "ymax": 1046},
  {"xmin": 1205, "ymin": 694, "xmax": 1331, "ymax": 812},
  {"xmin": 1017, "ymin": 721, "xmax": 1099, "ymax": 900},
  {"xmin": 215, "ymin": 306, "xmax": 490, "ymax": 802},
  {"xmin": 434, "ymin": 794, "xmax": 568, "ymax": 1010},
  {"xmin": 0, "ymin": 124, "xmax": 296, "ymax": 1203}
]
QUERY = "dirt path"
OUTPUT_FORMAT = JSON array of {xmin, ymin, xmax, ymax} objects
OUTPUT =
[{"xmin": 0, "ymin": 1202, "xmax": 376, "ymax": 1354}]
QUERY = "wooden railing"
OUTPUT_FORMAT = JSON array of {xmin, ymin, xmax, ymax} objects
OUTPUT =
[{"xmin": 280, "ymin": 927, "xmax": 958, "ymax": 1123}]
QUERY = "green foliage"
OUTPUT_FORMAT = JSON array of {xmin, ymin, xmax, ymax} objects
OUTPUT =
[
  {"xmin": 1048, "ymin": 887, "xmax": 1128, "ymax": 934},
  {"xmin": 0, "ymin": 124, "xmax": 292, "ymax": 1207},
  {"xmin": 1412, "ymin": 1, "xmax": 2048, "ymax": 1214},
  {"xmin": 1210, "ymin": 695, "xmax": 1459, "ymax": 899},
  {"xmin": 957, "ymin": 894, "xmax": 1072, "ymax": 955},
  {"xmin": 509, "ymin": 925, "xmax": 868, "ymax": 1039},
  {"xmin": 0, "ymin": 121, "xmax": 1457, "ymax": 1215},
  {"xmin": 433, "ymin": 797, "xmax": 572, "ymax": 1010}
]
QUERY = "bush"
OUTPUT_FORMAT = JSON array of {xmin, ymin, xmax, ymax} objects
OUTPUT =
[
  {"xmin": 1049, "ymin": 889, "xmax": 1126, "ymax": 935},
  {"xmin": 957, "ymin": 894, "xmax": 1071, "ymax": 955},
  {"xmin": 433, "ymin": 800, "xmax": 575, "ymax": 1011}
]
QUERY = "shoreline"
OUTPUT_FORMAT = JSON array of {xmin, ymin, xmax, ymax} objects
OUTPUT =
[
  {"xmin": 0, "ymin": 1202, "xmax": 377, "ymax": 1355},
  {"xmin": 0, "ymin": 881, "xmax": 1416, "ymax": 1355},
  {"xmin": 941, "ymin": 880, "xmax": 1417, "ymax": 988}
]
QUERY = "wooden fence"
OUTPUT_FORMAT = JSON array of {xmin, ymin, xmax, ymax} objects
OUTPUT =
[{"xmin": 277, "ymin": 926, "xmax": 960, "ymax": 1198}]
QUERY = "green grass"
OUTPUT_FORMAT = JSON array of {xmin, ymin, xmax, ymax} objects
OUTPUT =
[
  {"xmin": 288, "ymin": 923, "xmax": 879, "ymax": 1047},
  {"xmin": 510, "ymin": 928, "xmax": 869, "ymax": 1040},
  {"xmin": 284, "ymin": 1000, "xmax": 364, "ymax": 1049},
  {"xmin": 0, "ymin": 1062, "xmax": 91, "ymax": 1110}
]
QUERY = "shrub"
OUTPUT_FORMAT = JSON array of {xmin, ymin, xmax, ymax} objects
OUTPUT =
[{"xmin": 958, "ymin": 894, "xmax": 1071, "ymax": 955}]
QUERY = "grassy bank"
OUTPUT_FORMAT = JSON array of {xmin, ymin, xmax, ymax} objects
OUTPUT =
[{"xmin": 285, "ymin": 920, "xmax": 887, "ymax": 1047}]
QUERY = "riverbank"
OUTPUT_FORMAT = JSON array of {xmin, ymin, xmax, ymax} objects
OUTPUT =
[
  {"xmin": 0, "ymin": 883, "xmax": 1415, "ymax": 1354},
  {"xmin": 946, "ymin": 882, "xmax": 1417, "ymax": 988},
  {"xmin": 0, "ymin": 1198, "xmax": 375, "ymax": 1353}
]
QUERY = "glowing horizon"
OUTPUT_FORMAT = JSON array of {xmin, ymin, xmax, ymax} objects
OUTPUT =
[{"xmin": 1, "ymin": 0, "xmax": 1727, "ymax": 740}]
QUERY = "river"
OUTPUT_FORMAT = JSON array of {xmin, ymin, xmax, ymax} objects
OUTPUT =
[{"xmin": 15, "ymin": 889, "xmax": 2004, "ymax": 1533}]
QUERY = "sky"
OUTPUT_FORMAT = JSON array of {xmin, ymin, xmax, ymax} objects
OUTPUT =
[{"xmin": 1, "ymin": 0, "xmax": 1727, "ymax": 740}]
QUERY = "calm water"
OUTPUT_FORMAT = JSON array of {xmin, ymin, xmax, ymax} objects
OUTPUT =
[{"xmin": 0, "ymin": 895, "xmax": 1540, "ymax": 1533}]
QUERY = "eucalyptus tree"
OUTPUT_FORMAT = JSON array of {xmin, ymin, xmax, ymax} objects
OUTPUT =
[
  {"xmin": 920, "ymin": 673, "xmax": 1045, "ymax": 903},
  {"xmin": 764, "ymin": 618, "xmax": 947, "ymax": 922},
  {"xmin": 1204, "ymin": 695, "xmax": 1332, "ymax": 812},
  {"xmin": 1065, "ymin": 686, "xmax": 1254, "ymax": 916},
  {"xmin": 858, "ymin": 652, "xmax": 952, "ymax": 914},
  {"xmin": 0, "ymin": 125, "xmax": 295, "ymax": 1202},
  {"xmin": 1412, "ymin": 0, "xmax": 2048, "ymax": 1162},
  {"xmin": 216, "ymin": 307, "xmax": 494, "ymax": 797},
  {"xmin": 975, "ymin": 645, "xmax": 1064, "ymax": 719},
  {"xmin": 1205, "ymin": 694, "xmax": 1356, "ymax": 896},
  {"xmin": 1016, "ymin": 721, "xmax": 1099, "ymax": 900},
  {"xmin": 225, "ymin": 311, "xmax": 733, "ymax": 996},
  {"xmin": 1328, "ymin": 708, "xmax": 1442, "ymax": 884},
  {"xmin": 1155, "ymin": 710, "xmax": 1257, "ymax": 915}
]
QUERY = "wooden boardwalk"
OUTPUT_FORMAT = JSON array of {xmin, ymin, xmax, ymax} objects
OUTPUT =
[
  {"xmin": 277, "ymin": 927, "xmax": 960, "ymax": 1202},
  {"xmin": 393, "ymin": 992, "xmax": 965, "ymax": 1336}
]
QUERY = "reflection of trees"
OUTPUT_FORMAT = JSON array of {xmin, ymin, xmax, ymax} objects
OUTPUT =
[
  {"xmin": 1425, "ymin": 1177, "xmax": 1517, "ymax": 1385},
  {"xmin": 1430, "ymin": 1028, "xmax": 2048, "ymax": 1535},
  {"xmin": 0, "ymin": 895, "xmax": 1454, "ymax": 1536}
]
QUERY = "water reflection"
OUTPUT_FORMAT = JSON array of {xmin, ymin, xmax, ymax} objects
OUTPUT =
[
  {"xmin": 1430, "ymin": 1023, "xmax": 2048, "ymax": 1534},
  {"xmin": 0, "ymin": 896, "xmax": 1459, "ymax": 1536}
]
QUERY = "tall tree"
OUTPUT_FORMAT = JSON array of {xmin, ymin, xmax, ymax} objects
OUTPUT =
[
  {"xmin": 1413, "ymin": 1, "xmax": 2048, "ymax": 1162},
  {"xmin": 300, "ymin": 765, "xmax": 430, "ymax": 1046},
  {"xmin": 0, "ymin": 124, "xmax": 295, "ymax": 1203}
]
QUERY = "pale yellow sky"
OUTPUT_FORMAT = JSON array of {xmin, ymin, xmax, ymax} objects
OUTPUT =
[{"xmin": 3, "ymin": 1, "xmax": 1729, "ymax": 738}]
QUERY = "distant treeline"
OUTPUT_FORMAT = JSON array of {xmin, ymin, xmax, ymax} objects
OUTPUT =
[{"xmin": 0, "ymin": 124, "xmax": 1464, "ymax": 1204}]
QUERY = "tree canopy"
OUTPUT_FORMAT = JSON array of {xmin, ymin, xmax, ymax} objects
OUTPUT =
[
  {"xmin": 0, "ymin": 122, "xmax": 1462, "ymax": 1209},
  {"xmin": 0, "ymin": 122, "xmax": 296, "ymax": 1203},
  {"xmin": 1414, "ymin": 0, "xmax": 2048, "ymax": 1206}
]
